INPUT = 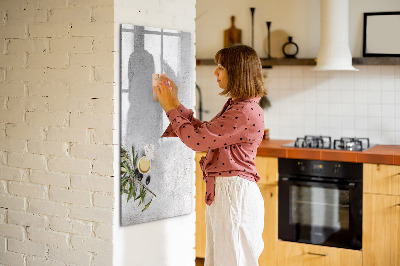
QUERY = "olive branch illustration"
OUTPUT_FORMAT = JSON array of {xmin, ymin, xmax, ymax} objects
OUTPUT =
[{"xmin": 120, "ymin": 145, "xmax": 156, "ymax": 212}]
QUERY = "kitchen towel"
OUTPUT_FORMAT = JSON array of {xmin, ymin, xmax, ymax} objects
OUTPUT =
[{"xmin": 205, "ymin": 175, "xmax": 264, "ymax": 266}]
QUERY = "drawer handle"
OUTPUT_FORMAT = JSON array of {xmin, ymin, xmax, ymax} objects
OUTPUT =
[{"xmin": 307, "ymin": 252, "xmax": 328, "ymax": 256}]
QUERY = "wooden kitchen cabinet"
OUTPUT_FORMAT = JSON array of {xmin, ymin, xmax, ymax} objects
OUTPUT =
[
  {"xmin": 258, "ymin": 184, "xmax": 278, "ymax": 266},
  {"xmin": 195, "ymin": 152, "xmax": 207, "ymax": 258},
  {"xmin": 276, "ymin": 241, "xmax": 362, "ymax": 266},
  {"xmin": 195, "ymin": 154, "xmax": 279, "ymax": 263},
  {"xmin": 363, "ymin": 182, "xmax": 400, "ymax": 265},
  {"xmin": 363, "ymin": 163, "xmax": 400, "ymax": 266},
  {"xmin": 364, "ymin": 163, "xmax": 400, "ymax": 196},
  {"xmin": 255, "ymin": 156, "xmax": 278, "ymax": 186}
]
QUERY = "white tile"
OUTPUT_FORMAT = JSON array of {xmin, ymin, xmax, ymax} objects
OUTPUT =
[
  {"xmin": 328, "ymin": 76, "xmax": 341, "ymax": 90},
  {"xmin": 341, "ymin": 103, "xmax": 355, "ymax": 116},
  {"xmin": 367, "ymin": 91, "xmax": 381, "ymax": 105},
  {"xmin": 316, "ymin": 115, "xmax": 330, "ymax": 128},
  {"xmin": 329, "ymin": 116, "xmax": 342, "ymax": 129},
  {"xmin": 341, "ymin": 117, "xmax": 355, "ymax": 129},
  {"xmin": 279, "ymin": 126, "xmax": 293, "ymax": 138},
  {"xmin": 382, "ymin": 117, "xmax": 396, "ymax": 131},
  {"xmin": 395, "ymin": 118, "xmax": 400, "ymax": 131},
  {"xmin": 367, "ymin": 65, "xmax": 381, "ymax": 76},
  {"xmin": 292, "ymin": 102, "xmax": 305, "ymax": 114},
  {"xmin": 291, "ymin": 67, "xmax": 303, "ymax": 78},
  {"xmin": 381, "ymin": 131, "xmax": 396, "ymax": 145},
  {"xmin": 382, "ymin": 78, "xmax": 395, "ymax": 91},
  {"xmin": 394, "ymin": 66, "xmax": 400, "ymax": 79},
  {"xmin": 279, "ymin": 67, "xmax": 292, "ymax": 78},
  {"xmin": 316, "ymin": 103, "xmax": 329, "ymax": 115},
  {"xmin": 355, "ymin": 116, "xmax": 368, "ymax": 130},
  {"xmin": 315, "ymin": 77, "xmax": 329, "ymax": 90},
  {"xmin": 280, "ymin": 114, "xmax": 292, "ymax": 127},
  {"xmin": 341, "ymin": 128, "xmax": 355, "ymax": 137},
  {"xmin": 329, "ymin": 103, "xmax": 341, "ymax": 116},
  {"xmin": 367, "ymin": 129, "xmax": 382, "ymax": 144},
  {"xmin": 396, "ymin": 78, "xmax": 400, "ymax": 91},
  {"xmin": 316, "ymin": 70, "xmax": 328, "ymax": 79},
  {"xmin": 395, "ymin": 131, "xmax": 400, "ymax": 144},
  {"xmin": 367, "ymin": 104, "xmax": 381, "ymax": 118},
  {"xmin": 341, "ymin": 89, "xmax": 355, "ymax": 104},
  {"xmin": 328, "ymin": 88, "xmax": 341, "ymax": 103},
  {"xmin": 367, "ymin": 76, "xmax": 381, "ymax": 91},
  {"xmin": 368, "ymin": 117, "xmax": 382, "ymax": 131},
  {"xmin": 382, "ymin": 104, "xmax": 395, "ymax": 118},
  {"xmin": 381, "ymin": 91, "xmax": 395, "ymax": 104},
  {"xmin": 355, "ymin": 128, "xmax": 368, "ymax": 138},
  {"xmin": 381, "ymin": 65, "xmax": 395, "ymax": 77},
  {"xmin": 291, "ymin": 77, "xmax": 304, "ymax": 90},
  {"xmin": 292, "ymin": 114, "xmax": 305, "ymax": 127},
  {"xmin": 316, "ymin": 89, "xmax": 329, "ymax": 103},
  {"xmin": 304, "ymin": 88, "xmax": 316, "ymax": 103},
  {"xmin": 354, "ymin": 90, "xmax": 367, "ymax": 104},
  {"xmin": 303, "ymin": 67, "xmax": 316, "ymax": 78},
  {"xmin": 279, "ymin": 78, "xmax": 291, "ymax": 89},
  {"xmin": 304, "ymin": 102, "xmax": 316, "ymax": 115},
  {"xmin": 355, "ymin": 104, "xmax": 368, "ymax": 116}
]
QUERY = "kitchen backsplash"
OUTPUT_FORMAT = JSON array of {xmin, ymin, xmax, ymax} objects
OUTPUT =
[{"xmin": 196, "ymin": 65, "xmax": 400, "ymax": 145}]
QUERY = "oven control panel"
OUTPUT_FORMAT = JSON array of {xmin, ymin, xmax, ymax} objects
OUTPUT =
[{"xmin": 280, "ymin": 158, "xmax": 362, "ymax": 180}]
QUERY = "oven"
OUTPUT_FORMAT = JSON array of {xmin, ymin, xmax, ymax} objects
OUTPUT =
[{"xmin": 278, "ymin": 158, "xmax": 363, "ymax": 250}]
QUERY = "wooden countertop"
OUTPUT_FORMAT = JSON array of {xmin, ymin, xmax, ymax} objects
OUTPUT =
[{"xmin": 256, "ymin": 139, "xmax": 400, "ymax": 165}]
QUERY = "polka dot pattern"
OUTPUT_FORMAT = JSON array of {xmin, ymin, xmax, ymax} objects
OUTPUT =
[{"xmin": 161, "ymin": 97, "xmax": 265, "ymax": 206}]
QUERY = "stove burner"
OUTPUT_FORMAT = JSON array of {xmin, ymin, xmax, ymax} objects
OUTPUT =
[
  {"xmin": 333, "ymin": 137, "xmax": 370, "ymax": 151},
  {"xmin": 295, "ymin": 135, "xmax": 332, "ymax": 149}
]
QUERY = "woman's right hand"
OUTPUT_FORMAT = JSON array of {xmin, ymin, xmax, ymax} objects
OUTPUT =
[{"xmin": 160, "ymin": 75, "xmax": 180, "ymax": 108}]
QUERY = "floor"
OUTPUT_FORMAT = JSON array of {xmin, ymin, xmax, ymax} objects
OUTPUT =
[{"xmin": 195, "ymin": 257, "xmax": 205, "ymax": 266}]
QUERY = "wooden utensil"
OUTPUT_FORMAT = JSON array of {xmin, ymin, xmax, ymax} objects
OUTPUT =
[{"xmin": 224, "ymin": 16, "xmax": 242, "ymax": 48}]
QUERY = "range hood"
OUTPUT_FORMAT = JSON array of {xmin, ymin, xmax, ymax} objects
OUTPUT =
[{"xmin": 314, "ymin": 0, "xmax": 358, "ymax": 71}]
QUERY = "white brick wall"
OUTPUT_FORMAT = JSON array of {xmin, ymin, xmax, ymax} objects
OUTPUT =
[{"xmin": 0, "ymin": 0, "xmax": 114, "ymax": 265}]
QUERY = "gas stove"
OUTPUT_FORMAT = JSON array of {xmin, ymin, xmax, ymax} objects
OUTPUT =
[{"xmin": 282, "ymin": 135, "xmax": 374, "ymax": 151}]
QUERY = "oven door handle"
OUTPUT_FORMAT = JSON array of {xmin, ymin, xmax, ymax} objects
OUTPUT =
[{"xmin": 280, "ymin": 177, "xmax": 357, "ymax": 189}]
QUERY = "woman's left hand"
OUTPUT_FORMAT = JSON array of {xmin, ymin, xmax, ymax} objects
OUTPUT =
[{"xmin": 153, "ymin": 76, "xmax": 175, "ymax": 113}]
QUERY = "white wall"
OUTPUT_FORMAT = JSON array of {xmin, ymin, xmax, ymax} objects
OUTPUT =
[
  {"xmin": 113, "ymin": 1, "xmax": 197, "ymax": 266},
  {"xmin": 196, "ymin": 0, "xmax": 400, "ymax": 145},
  {"xmin": 196, "ymin": 0, "xmax": 400, "ymax": 58}
]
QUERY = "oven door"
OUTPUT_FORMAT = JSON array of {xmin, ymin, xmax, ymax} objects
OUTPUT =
[{"xmin": 278, "ymin": 176, "xmax": 362, "ymax": 250}]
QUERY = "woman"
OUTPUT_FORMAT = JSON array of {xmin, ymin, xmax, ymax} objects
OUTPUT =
[{"xmin": 153, "ymin": 44, "xmax": 266, "ymax": 266}]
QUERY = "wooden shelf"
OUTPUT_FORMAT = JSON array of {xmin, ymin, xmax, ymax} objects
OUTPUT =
[{"xmin": 196, "ymin": 57, "xmax": 400, "ymax": 67}]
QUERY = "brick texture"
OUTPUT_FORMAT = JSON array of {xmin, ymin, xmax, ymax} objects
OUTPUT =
[{"xmin": 0, "ymin": 0, "xmax": 114, "ymax": 264}]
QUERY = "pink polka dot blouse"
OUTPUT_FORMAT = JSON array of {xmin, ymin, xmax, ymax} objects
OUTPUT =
[{"xmin": 161, "ymin": 97, "xmax": 265, "ymax": 206}]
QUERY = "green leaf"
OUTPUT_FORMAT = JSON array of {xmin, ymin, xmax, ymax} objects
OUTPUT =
[
  {"xmin": 142, "ymin": 198, "xmax": 152, "ymax": 212},
  {"xmin": 127, "ymin": 182, "xmax": 134, "ymax": 202}
]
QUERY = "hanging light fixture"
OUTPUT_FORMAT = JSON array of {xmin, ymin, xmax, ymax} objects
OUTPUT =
[{"xmin": 314, "ymin": 0, "xmax": 358, "ymax": 71}]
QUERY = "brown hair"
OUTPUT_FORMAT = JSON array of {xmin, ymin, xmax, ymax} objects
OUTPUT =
[{"xmin": 214, "ymin": 44, "xmax": 267, "ymax": 99}]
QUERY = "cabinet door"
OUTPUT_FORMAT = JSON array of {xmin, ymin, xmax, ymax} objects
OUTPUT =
[
  {"xmin": 363, "ymin": 193, "xmax": 400, "ymax": 266},
  {"xmin": 364, "ymin": 164, "xmax": 400, "ymax": 196},
  {"xmin": 277, "ymin": 241, "xmax": 362, "ymax": 266},
  {"xmin": 255, "ymin": 156, "xmax": 278, "ymax": 186},
  {"xmin": 259, "ymin": 185, "xmax": 278, "ymax": 266},
  {"xmin": 195, "ymin": 152, "xmax": 207, "ymax": 258}
]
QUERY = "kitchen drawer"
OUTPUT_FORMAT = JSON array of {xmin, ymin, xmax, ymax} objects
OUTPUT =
[
  {"xmin": 364, "ymin": 164, "xmax": 400, "ymax": 196},
  {"xmin": 276, "ymin": 240, "xmax": 362, "ymax": 266}
]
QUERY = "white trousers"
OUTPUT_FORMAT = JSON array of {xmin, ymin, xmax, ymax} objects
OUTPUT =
[{"xmin": 205, "ymin": 176, "xmax": 265, "ymax": 266}]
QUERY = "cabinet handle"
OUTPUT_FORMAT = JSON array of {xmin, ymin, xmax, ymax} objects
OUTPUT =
[
  {"xmin": 397, "ymin": 204, "xmax": 400, "ymax": 207},
  {"xmin": 307, "ymin": 252, "xmax": 328, "ymax": 256}
]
